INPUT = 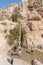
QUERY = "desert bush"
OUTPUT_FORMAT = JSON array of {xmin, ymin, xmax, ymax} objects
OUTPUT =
[
  {"xmin": 5, "ymin": 24, "xmax": 25, "ymax": 46},
  {"xmin": 9, "ymin": 24, "xmax": 20, "ymax": 38},
  {"xmin": 5, "ymin": 24, "xmax": 20, "ymax": 46},
  {"xmin": 11, "ymin": 12, "xmax": 21, "ymax": 22}
]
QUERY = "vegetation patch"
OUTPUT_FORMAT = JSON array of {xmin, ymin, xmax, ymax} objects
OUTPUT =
[
  {"xmin": 11, "ymin": 12, "xmax": 21, "ymax": 22},
  {"xmin": 9, "ymin": 24, "xmax": 20, "ymax": 38},
  {"xmin": 5, "ymin": 24, "xmax": 20, "ymax": 46}
]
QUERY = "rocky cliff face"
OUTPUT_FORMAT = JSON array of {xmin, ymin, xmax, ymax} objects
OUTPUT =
[
  {"xmin": 0, "ymin": 19, "xmax": 17, "ymax": 53},
  {"xmin": 20, "ymin": 0, "xmax": 43, "ymax": 50},
  {"xmin": 0, "ymin": 3, "xmax": 20, "ymax": 20},
  {"xmin": 0, "ymin": 0, "xmax": 43, "ymax": 50}
]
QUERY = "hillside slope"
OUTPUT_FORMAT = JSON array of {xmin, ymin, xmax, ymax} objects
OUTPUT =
[{"xmin": 0, "ymin": 0, "xmax": 43, "ymax": 51}]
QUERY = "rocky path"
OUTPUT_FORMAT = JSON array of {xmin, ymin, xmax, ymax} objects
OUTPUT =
[
  {"xmin": 0, "ymin": 53, "xmax": 30, "ymax": 65},
  {"xmin": 8, "ymin": 47, "xmax": 43, "ymax": 64}
]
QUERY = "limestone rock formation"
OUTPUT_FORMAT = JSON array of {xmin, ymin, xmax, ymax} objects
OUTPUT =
[
  {"xmin": 20, "ymin": 0, "xmax": 43, "ymax": 50},
  {"xmin": 0, "ymin": 0, "xmax": 43, "ymax": 51},
  {"xmin": 0, "ymin": 19, "xmax": 17, "ymax": 52}
]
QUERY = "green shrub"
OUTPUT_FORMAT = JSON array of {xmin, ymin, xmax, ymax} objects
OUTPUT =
[
  {"xmin": 12, "ymin": 13, "xmax": 18, "ymax": 22},
  {"xmin": 11, "ymin": 12, "xmax": 21, "ymax": 22},
  {"xmin": 9, "ymin": 24, "xmax": 20, "ymax": 38},
  {"xmin": 5, "ymin": 25, "xmax": 20, "ymax": 46}
]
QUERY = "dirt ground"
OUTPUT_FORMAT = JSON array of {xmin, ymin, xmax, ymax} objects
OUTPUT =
[{"xmin": 8, "ymin": 47, "xmax": 43, "ymax": 64}]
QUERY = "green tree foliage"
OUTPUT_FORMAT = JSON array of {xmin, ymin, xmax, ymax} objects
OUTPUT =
[
  {"xmin": 11, "ymin": 12, "xmax": 20, "ymax": 22},
  {"xmin": 9, "ymin": 24, "xmax": 20, "ymax": 38},
  {"xmin": 5, "ymin": 24, "xmax": 20, "ymax": 46}
]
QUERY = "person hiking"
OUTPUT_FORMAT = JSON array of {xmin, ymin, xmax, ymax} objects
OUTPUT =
[
  {"xmin": 13, "ymin": 46, "xmax": 17, "ymax": 55},
  {"xmin": 18, "ymin": 45, "xmax": 22, "ymax": 56},
  {"xmin": 11, "ymin": 54, "xmax": 13, "ymax": 65}
]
